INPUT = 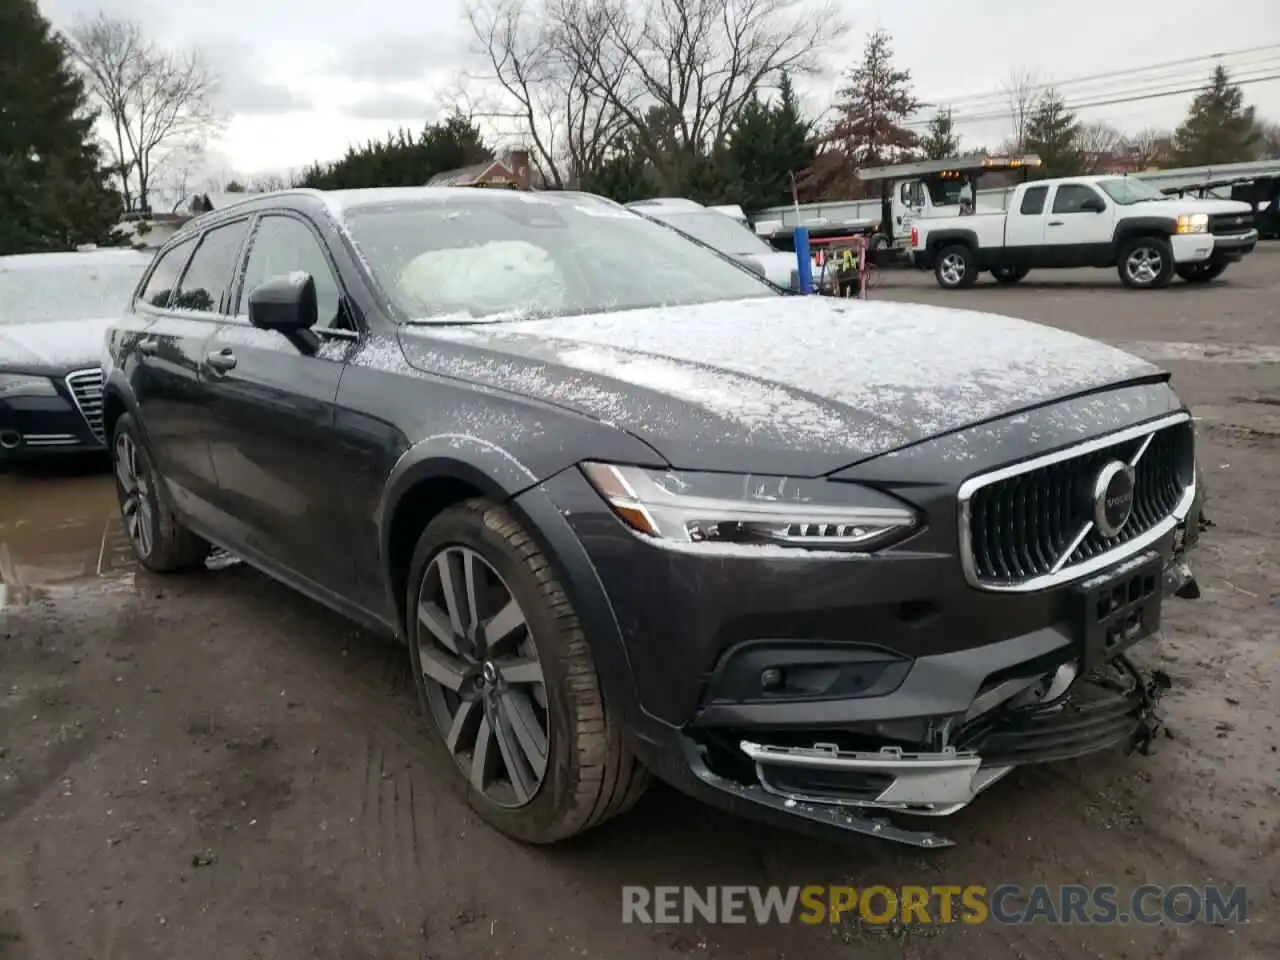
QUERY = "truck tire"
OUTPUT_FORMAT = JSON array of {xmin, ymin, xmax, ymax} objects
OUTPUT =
[
  {"xmin": 1117, "ymin": 237, "xmax": 1174, "ymax": 289},
  {"xmin": 934, "ymin": 245, "xmax": 977, "ymax": 289},
  {"xmin": 991, "ymin": 264, "xmax": 1030, "ymax": 284},
  {"xmin": 1176, "ymin": 262, "xmax": 1227, "ymax": 283},
  {"xmin": 405, "ymin": 499, "xmax": 649, "ymax": 844}
]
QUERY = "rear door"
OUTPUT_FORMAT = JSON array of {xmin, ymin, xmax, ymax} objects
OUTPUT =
[
  {"xmin": 1003, "ymin": 184, "xmax": 1044, "ymax": 259},
  {"xmin": 203, "ymin": 211, "xmax": 361, "ymax": 596},
  {"xmin": 1043, "ymin": 183, "xmax": 1115, "ymax": 266},
  {"xmin": 126, "ymin": 234, "xmax": 226, "ymax": 524}
]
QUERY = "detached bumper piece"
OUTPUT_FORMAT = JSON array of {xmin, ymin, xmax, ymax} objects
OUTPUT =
[{"xmin": 701, "ymin": 655, "xmax": 1167, "ymax": 850}]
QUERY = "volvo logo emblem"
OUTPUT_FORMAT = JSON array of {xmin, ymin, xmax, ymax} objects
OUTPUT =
[{"xmin": 1093, "ymin": 460, "xmax": 1136, "ymax": 538}]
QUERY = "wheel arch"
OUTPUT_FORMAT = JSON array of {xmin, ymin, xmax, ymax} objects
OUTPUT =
[
  {"xmin": 925, "ymin": 228, "xmax": 980, "ymax": 255},
  {"xmin": 102, "ymin": 370, "xmax": 140, "ymax": 450},
  {"xmin": 1113, "ymin": 217, "xmax": 1177, "ymax": 249},
  {"xmin": 377, "ymin": 438, "xmax": 539, "ymax": 639}
]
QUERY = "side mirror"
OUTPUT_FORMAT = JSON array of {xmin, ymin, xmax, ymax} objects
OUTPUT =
[
  {"xmin": 248, "ymin": 272, "xmax": 319, "ymax": 332},
  {"xmin": 1081, "ymin": 198, "xmax": 1106, "ymax": 213}
]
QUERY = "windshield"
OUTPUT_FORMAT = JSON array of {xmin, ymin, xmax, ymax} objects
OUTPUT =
[
  {"xmin": 344, "ymin": 196, "xmax": 777, "ymax": 322},
  {"xmin": 653, "ymin": 210, "xmax": 773, "ymax": 255},
  {"xmin": 1096, "ymin": 178, "xmax": 1169, "ymax": 205},
  {"xmin": 0, "ymin": 257, "xmax": 148, "ymax": 325}
]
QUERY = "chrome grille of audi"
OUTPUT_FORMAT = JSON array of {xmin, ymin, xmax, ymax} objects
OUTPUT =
[
  {"xmin": 66, "ymin": 368, "xmax": 106, "ymax": 443},
  {"xmin": 962, "ymin": 418, "xmax": 1195, "ymax": 590}
]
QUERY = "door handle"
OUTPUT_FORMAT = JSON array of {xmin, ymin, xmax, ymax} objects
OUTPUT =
[
  {"xmin": 138, "ymin": 338, "xmax": 159, "ymax": 355},
  {"xmin": 1048, "ymin": 220, "xmax": 1065, "ymax": 226},
  {"xmin": 205, "ymin": 348, "xmax": 237, "ymax": 372}
]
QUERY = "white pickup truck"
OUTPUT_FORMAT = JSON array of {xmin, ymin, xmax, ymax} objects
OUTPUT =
[{"xmin": 910, "ymin": 175, "xmax": 1258, "ymax": 290}]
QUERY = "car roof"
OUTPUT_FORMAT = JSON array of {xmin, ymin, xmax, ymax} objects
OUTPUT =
[{"xmin": 167, "ymin": 186, "xmax": 636, "ymax": 244}]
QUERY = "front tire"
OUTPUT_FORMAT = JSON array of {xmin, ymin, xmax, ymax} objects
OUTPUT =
[
  {"xmin": 934, "ymin": 244, "xmax": 978, "ymax": 289},
  {"xmin": 1176, "ymin": 261, "xmax": 1227, "ymax": 283},
  {"xmin": 1118, "ymin": 237, "xmax": 1174, "ymax": 289},
  {"xmin": 111, "ymin": 413, "xmax": 210, "ymax": 573},
  {"xmin": 405, "ymin": 499, "xmax": 648, "ymax": 843}
]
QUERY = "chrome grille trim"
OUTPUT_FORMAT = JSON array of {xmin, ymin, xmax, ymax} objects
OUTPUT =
[
  {"xmin": 22, "ymin": 433, "xmax": 79, "ymax": 447},
  {"xmin": 957, "ymin": 412, "xmax": 1196, "ymax": 593},
  {"xmin": 65, "ymin": 368, "xmax": 106, "ymax": 444}
]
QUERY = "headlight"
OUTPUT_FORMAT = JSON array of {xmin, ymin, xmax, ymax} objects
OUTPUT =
[
  {"xmin": 0, "ymin": 374, "xmax": 58, "ymax": 399},
  {"xmin": 580, "ymin": 462, "xmax": 918, "ymax": 552},
  {"xmin": 1176, "ymin": 213, "xmax": 1208, "ymax": 234}
]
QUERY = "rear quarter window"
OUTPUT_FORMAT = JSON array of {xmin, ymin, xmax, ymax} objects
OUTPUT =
[{"xmin": 138, "ymin": 238, "xmax": 195, "ymax": 308}]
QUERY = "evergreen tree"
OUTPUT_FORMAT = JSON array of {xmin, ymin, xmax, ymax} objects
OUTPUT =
[
  {"xmin": 806, "ymin": 29, "xmax": 919, "ymax": 198},
  {"xmin": 919, "ymin": 109, "xmax": 960, "ymax": 160},
  {"xmin": 579, "ymin": 135, "xmax": 652, "ymax": 203},
  {"xmin": 0, "ymin": 0, "xmax": 121, "ymax": 254},
  {"xmin": 1172, "ymin": 65, "xmax": 1262, "ymax": 165},
  {"xmin": 727, "ymin": 73, "xmax": 814, "ymax": 211},
  {"xmin": 1024, "ymin": 89, "xmax": 1082, "ymax": 178},
  {"xmin": 297, "ymin": 113, "xmax": 492, "ymax": 190}
]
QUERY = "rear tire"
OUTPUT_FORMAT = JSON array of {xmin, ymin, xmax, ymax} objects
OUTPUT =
[
  {"xmin": 1176, "ymin": 261, "xmax": 1227, "ymax": 283},
  {"xmin": 1117, "ymin": 237, "xmax": 1174, "ymax": 289},
  {"xmin": 405, "ymin": 499, "xmax": 649, "ymax": 844},
  {"xmin": 991, "ymin": 264, "xmax": 1030, "ymax": 284},
  {"xmin": 111, "ymin": 412, "xmax": 210, "ymax": 573},
  {"xmin": 934, "ymin": 244, "xmax": 977, "ymax": 289}
]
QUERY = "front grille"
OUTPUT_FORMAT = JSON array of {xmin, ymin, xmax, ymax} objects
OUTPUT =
[
  {"xmin": 65, "ymin": 368, "xmax": 105, "ymax": 443},
  {"xmin": 962, "ymin": 418, "xmax": 1194, "ymax": 589},
  {"xmin": 1208, "ymin": 212, "xmax": 1253, "ymax": 235}
]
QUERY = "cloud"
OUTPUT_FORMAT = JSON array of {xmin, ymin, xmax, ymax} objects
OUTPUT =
[
  {"xmin": 332, "ymin": 33, "xmax": 470, "ymax": 83},
  {"xmin": 203, "ymin": 36, "xmax": 312, "ymax": 115},
  {"xmin": 341, "ymin": 92, "xmax": 435, "ymax": 121}
]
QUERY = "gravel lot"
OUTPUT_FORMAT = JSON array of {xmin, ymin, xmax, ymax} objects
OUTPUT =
[{"xmin": 2, "ymin": 248, "xmax": 1277, "ymax": 960}]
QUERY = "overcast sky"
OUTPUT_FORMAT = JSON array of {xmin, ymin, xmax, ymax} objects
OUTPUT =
[{"xmin": 39, "ymin": 0, "xmax": 1280, "ymax": 177}]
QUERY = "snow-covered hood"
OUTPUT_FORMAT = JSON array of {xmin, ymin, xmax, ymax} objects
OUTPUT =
[
  {"xmin": 0, "ymin": 317, "xmax": 113, "ymax": 372},
  {"xmin": 398, "ymin": 296, "xmax": 1164, "ymax": 474}
]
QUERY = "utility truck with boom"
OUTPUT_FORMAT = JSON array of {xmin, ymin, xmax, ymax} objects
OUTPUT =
[
  {"xmin": 909, "ymin": 175, "xmax": 1257, "ymax": 290},
  {"xmin": 853, "ymin": 153, "xmax": 1043, "ymax": 263}
]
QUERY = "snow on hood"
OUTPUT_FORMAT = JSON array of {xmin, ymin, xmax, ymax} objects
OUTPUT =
[
  {"xmin": 399, "ymin": 296, "xmax": 1162, "ymax": 472},
  {"xmin": 0, "ymin": 317, "xmax": 114, "ymax": 370}
]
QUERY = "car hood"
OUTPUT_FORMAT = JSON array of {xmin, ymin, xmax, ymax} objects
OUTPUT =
[
  {"xmin": 1137, "ymin": 197, "xmax": 1253, "ymax": 216},
  {"xmin": 0, "ymin": 317, "xmax": 113, "ymax": 372},
  {"xmin": 397, "ymin": 296, "xmax": 1164, "ymax": 475}
]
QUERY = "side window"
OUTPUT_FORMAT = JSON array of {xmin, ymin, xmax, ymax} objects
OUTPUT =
[
  {"xmin": 1052, "ymin": 185, "xmax": 1104, "ymax": 214},
  {"xmin": 239, "ymin": 215, "xmax": 345, "ymax": 329},
  {"xmin": 900, "ymin": 181, "xmax": 925, "ymax": 207},
  {"xmin": 1019, "ymin": 185, "xmax": 1049, "ymax": 215},
  {"xmin": 172, "ymin": 219, "xmax": 251, "ymax": 313},
  {"xmin": 137, "ymin": 238, "xmax": 194, "ymax": 308}
]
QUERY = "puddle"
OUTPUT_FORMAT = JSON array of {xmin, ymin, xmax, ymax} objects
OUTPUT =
[{"xmin": 0, "ymin": 473, "xmax": 240, "ymax": 609}]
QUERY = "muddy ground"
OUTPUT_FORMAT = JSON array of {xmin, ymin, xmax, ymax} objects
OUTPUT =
[{"xmin": 1, "ymin": 250, "xmax": 1277, "ymax": 960}]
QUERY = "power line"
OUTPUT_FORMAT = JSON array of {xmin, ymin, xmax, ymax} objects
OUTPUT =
[
  {"xmin": 925, "ymin": 49, "xmax": 1280, "ymax": 114},
  {"xmin": 906, "ymin": 70, "xmax": 1280, "ymax": 130},
  {"xmin": 917, "ymin": 43, "xmax": 1280, "ymax": 113}
]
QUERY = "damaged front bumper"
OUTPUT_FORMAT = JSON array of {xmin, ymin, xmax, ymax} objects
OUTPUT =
[{"xmin": 653, "ymin": 512, "xmax": 1207, "ymax": 850}]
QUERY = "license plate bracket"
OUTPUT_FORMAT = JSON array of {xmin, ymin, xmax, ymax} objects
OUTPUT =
[{"xmin": 1072, "ymin": 551, "xmax": 1163, "ymax": 672}]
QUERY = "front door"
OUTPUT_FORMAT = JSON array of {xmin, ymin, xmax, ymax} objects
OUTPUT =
[
  {"xmin": 125, "ymin": 234, "xmax": 223, "ymax": 527},
  {"xmin": 203, "ymin": 212, "xmax": 361, "ymax": 596},
  {"xmin": 1043, "ymin": 183, "xmax": 1115, "ymax": 266}
]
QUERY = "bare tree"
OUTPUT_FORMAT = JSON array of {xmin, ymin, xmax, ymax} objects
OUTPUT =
[
  {"xmin": 1076, "ymin": 121, "xmax": 1121, "ymax": 173},
  {"xmin": 249, "ymin": 173, "xmax": 290, "ymax": 193},
  {"xmin": 1122, "ymin": 127, "xmax": 1171, "ymax": 169},
  {"xmin": 67, "ymin": 14, "xmax": 223, "ymax": 212},
  {"xmin": 468, "ymin": 0, "xmax": 844, "ymax": 188},
  {"xmin": 1001, "ymin": 67, "xmax": 1040, "ymax": 153}
]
